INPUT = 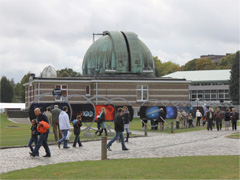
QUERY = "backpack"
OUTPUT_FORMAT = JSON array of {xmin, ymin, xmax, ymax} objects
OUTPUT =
[{"xmin": 37, "ymin": 121, "xmax": 49, "ymax": 134}]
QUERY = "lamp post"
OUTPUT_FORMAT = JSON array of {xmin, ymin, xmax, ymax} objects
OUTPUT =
[{"xmin": 196, "ymin": 98, "xmax": 199, "ymax": 107}]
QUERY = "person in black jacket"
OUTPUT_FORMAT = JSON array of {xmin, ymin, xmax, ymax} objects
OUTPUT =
[
  {"xmin": 206, "ymin": 108, "xmax": 214, "ymax": 131},
  {"xmin": 224, "ymin": 108, "xmax": 231, "ymax": 131},
  {"xmin": 231, "ymin": 108, "xmax": 239, "ymax": 131},
  {"xmin": 107, "ymin": 108, "xmax": 129, "ymax": 151},
  {"xmin": 28, "ymin": 119, "xmax": 38, "ymax": 155},
  {"xmin": 73, "ymin": 115, "xmax": 83, "ymax": 147},
  {"xmin": 158, "ymin": 108, "xmax": 166, "ymax": 131}
]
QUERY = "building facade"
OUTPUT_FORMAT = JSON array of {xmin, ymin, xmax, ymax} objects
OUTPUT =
[
  {"xmin": 163, "ymin": 69, "xmax": 231, "ymax": 106},
  {"xmin": 24, "ymin": 31, "xmax": 189, "ymax": 117}
]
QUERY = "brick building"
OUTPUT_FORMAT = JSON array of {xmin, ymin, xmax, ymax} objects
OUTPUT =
[{"xmin": 24, "ymin": 31, "xmax": 189, "ymax": 117}]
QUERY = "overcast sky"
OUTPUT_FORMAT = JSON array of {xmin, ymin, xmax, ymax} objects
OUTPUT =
[{"xmin": 0, "ymin": 0, "xmax": 239, "ymax": 83}]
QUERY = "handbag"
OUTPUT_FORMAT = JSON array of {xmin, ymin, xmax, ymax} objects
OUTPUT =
[{"xmin": 66, "ymin": 131, "xmax": 72, "ymax": 140}]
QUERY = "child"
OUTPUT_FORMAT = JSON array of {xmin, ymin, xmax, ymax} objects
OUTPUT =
[
  {"xmin": 28, "ymin": 119, "xmax": 38, "ymax": 155},
  {"xmin": 73, "ymin": 115, "xmax": 82, "ymax": 147}
]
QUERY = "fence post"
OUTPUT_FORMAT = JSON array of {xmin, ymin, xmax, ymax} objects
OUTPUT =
[
  {"xmin": 101, "ymin": 136, "xmax": 107, "ymax": 160},
  {"xmin": 144, "ymin": 123, "xmax": 148, "ymax": 136},
  {"xmin": 171, "ymin": 122, "xmax": 174, "ymax": 133}
]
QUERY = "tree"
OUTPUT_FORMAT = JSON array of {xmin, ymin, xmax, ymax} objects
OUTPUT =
[
  {"xmin": 195, "ymin": 58, "xmax": 216, "ymax": 70},
  {"xmin": 57, "ymin": 68, "xmax": 81, "ymax": 77},
  {"xmin": 182, "ymin": 59, "xmax": 198, "ymax": 71},
  {"xmin": 154, "ymin": 56, "xmax": 162, "ymax": 77},
  {"xmin": 153, "ymin": 56, "xmax": 181, "ymax": 77},
  {"xmin": 218, "ymin": 53, "xmax": 235, "ymax": 69},
  {"xmin": 229, "ymin": 51, "xmax": 239, "ymax": 105},
  {"xmin": 0, "ymin": 76, "xmax": 14, "ymax": 102}
]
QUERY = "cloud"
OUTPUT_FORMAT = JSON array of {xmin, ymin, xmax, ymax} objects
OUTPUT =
[{"xmin": 0, "ymin": 0, "xmax": 239, "ymax": 82}]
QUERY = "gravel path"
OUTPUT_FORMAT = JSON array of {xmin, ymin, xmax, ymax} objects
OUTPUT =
[{"xmin": 1, "ymin": 128, "xmax": 239, "ymax": 174}]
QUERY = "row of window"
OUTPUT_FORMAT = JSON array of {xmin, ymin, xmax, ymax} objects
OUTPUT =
[
  {"xmin": 191, "ymin": 82, "xmax": 229, "ymax": 86},
  {"xmin": 190, "ymin": 89, "xmax": 230, "ymax": 100},
  {"xmin": 55, "ymin": 85, "xmax": 149, "ymax": 102}
]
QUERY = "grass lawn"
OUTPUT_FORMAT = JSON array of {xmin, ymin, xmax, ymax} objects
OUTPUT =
[
  {"xmin": 1, "ymin": 155, "xmax": 239, "ymax": 179},
  {"xmin": 129, "ymin": 118, "xmax": 207, "ymax": 133},
  {"xmin": 226, "ymin": 132, "xmax": 240, "ymax": 139},
  {"xmin": 1, "ymin": 114, "xmax": 238, "ymax": 147}
]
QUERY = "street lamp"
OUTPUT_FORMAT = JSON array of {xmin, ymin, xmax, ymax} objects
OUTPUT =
[{"xmin": 196, "ymin": 98, "xmax": 199, "ymax": 107}]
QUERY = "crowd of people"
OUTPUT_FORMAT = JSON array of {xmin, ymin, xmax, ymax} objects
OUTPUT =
[
  {"xmin": 28, "ymin": 105, "xmax": 238, "ymax": 157},
  {"xmin": 142, "ymin": 107, "xmax": 239, "ymax": 131},
  {"xmin": 28, "ymin": 105, "xmax": 131, "ymax": 157},
  {"xmin": 176, "ymin": 107, "xmax": 239, "ymax": 131}
]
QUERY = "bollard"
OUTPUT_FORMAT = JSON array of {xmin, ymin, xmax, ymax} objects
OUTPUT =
[
  {"xmin": 144, "ymin": 123, "xmax": 148, "ymax": 136},
  {"xmin": 171, "ymin": 122, "xmax": 174, "ymax": 133},
  {"xmin": 101, "ymin": 136, "xmax": 107, "ymax": 160}
]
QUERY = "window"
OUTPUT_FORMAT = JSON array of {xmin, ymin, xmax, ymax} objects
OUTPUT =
[
  {"xmin": 86, "ymin": 85, "xmax": 91, "ymax": 96},
  {"xmin": 205, "ymin": 94, "xmax": 210, "ymax": 99},
  {"xmin": 137, "ymin": 85, "xmax": 148, "ymax": 101},
  {"xmin": 55, "ymin": 84, "xmax": 68, "ymax": 101}
]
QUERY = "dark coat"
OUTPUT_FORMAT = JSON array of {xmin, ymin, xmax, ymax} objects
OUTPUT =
[
  {"xmin": 114, "ymin": 114, "xmax": 124, "ymax": 132},
  {"xmin": 230, "ymin": 112, "xmax": 239, "ymax": 122},
  {"xmin": 73, "ymin": 120, "xmax": 82, "ymax": 135},
  {"xmin": 206, "ymin": 111, "xmax": 214, "ymax": 122},
  {"xmin": 123, "ymin": 111, "xmax": 130, "ymax": 124},
  {"xmin": 31, "ymin": 125, "xmax": 38, "ymax": 139},
  {"xmin": 158, "ymin": 110, "xmax": 166, "ymax": 122},
  {"xmin": 224, "ymin": 112, "xmax": 231, "ymax": 121}
]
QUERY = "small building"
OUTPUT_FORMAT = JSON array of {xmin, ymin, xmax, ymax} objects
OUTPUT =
[
  {"xmin": 200, "ymin": 53, "xmax": 231, "ymax": 64},
  {"xmin": 24, "ymin": 31, "xmax": 190, "ymax": 117},
  {"xmin": 163, "ymin": 69, "xmax": 232, "ymax": 106}
]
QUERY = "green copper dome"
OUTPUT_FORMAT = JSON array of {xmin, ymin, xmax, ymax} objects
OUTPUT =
[{"xmin": 82, "ymin": 31, "xmax": 155, "ymax": 77}]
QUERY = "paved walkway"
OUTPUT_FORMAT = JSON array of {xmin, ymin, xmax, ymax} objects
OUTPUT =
[{"xmin": 1, "ymin": 128, "xmax": 239, "ymax": 174}]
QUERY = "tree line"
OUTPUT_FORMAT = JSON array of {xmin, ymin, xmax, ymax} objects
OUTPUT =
[
  {"xmin": 154, "ymin": 51, "xmax": 237, "ymax": 77},
  {"xmin": 0, "ymin": 51, "xmax": 239, "ymax": 104}
]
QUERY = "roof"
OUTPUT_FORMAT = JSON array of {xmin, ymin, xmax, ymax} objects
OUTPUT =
[
  {"xmin": 23, "ymin": 75, "xmax": 190, "ymax": 86},
  {"xmin": 82, "ymin": 31, "xmax": 155, "ymax": 77},
  {"xmin": 163, "ymin": 69, "xmax": 231, "ymax": 82}
]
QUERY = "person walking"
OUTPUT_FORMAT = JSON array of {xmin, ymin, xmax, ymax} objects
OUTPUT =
[
  {"xmin": 230, "ymin": 108, "xmax": 239, "ymax": 131},
  {"xmin": 158, "ymin": 108, "xmax": 166, "ymax": 131},
  {"xmin": 98, "ymin": 107, "xmax": 108, "ymax": 136},
  {"xmin": 176, "ymin": 109, "xmax": 182, "ymax": 129},
  {"xmin": 30, "ymin": 108, "xmax": 51, "ymax": 157},
  {"xmin": 123, "ymin": 106, "xmax": 131, "ymax": 142},
  {"xmin": 214, "ymin": 108, "xmax": 223, "ymax": 131},
  {"xmin": 28, "ymin": 119, "xmax": 38, "ymax": 155},
  {"xmin": 44, "ymin": 107, "xmax": 52, "ymax": 133},
  {"xmin": 181, "ymin": 110, "xmax": 188, "ymax": 128},
  {"xmin": 58, "ymin": 106, "xmax": 71, "ymax": 148},
  {"xmin": 224, "ymin": 108, "xmax": 231, "ymax": 131},
  {"xmin": 72, "ymin": 115, "xmax": 83, "ymax": 147},
  {"xmin": 107, "ymin": 108, "xmax": 129, "ymax": 151},
  {"xmin": 51, "ymin": 105, "xmax": 62, "ymax": 141},
  {"xmin": 206, "ymin": 108, "xmax": 214, "ymax": 131},
  {"xmin": 196, "ymin": 110, "xmax": 202, "ymax": 126}
]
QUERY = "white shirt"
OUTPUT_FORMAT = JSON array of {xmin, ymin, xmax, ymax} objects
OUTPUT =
[
  {"xmin": 59, "ymin": 111, "xmax": 71, "ymax": 130},
  {"xmin": 196, "ymin": 111, "xmax": 202, "ymax": 117}
]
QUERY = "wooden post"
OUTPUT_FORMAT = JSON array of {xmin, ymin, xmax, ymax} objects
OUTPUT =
[
  {"xmin": 101, "ymin": 136, "xmax": 107, "ymax": 160},
  {"xmin": 144, "ymin": 123, "xmax": 148, "ymax": 136},
  {"xmin": 171, "ymin": 122, "xmax": 174, "ymax": 133}
]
